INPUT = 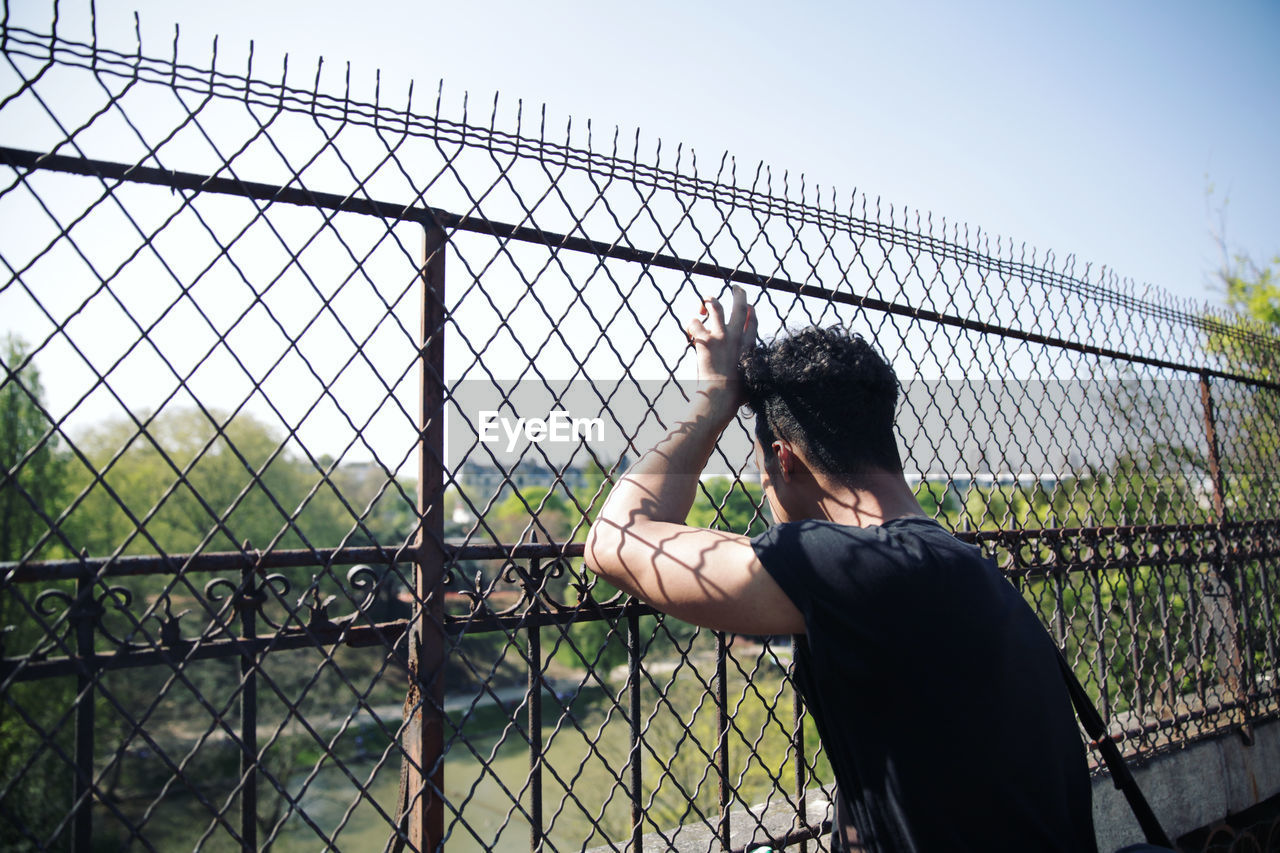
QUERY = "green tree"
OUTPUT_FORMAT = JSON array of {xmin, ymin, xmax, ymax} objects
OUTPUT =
[
  {"xmin": 1203, "ymin": 248, "xmax": 1280, "ymax": 691},
  {"xmin": 914, "ymin": 480, "xmax": 962, "ymax": 526},
  {"xmin": 686, "ymin": 476, "xmax": 768, "ymax": 536},
  {"xmin": 960, "ymin": 481, "xmax": 1044, "ymax": 530},
  {"xmin": 0, "ymin": 335, "xmax": 69, "ymax": 562},
  {"xmin": 0, "ymin": 336, "xmax": 75, "ymax": 851},
  {"xmin": 1205, "ymin": 252, "xmax": 1280, "ymax": 509},
  {"xmin": 64, "ymin": 408, "xmax": 360, "ymax": 558},
  {"xmin": 323, "ymin": 459, "xmax": 417, "ymax": 548},
  {"xmin": 484, "ymin": 484, "xmax": 574, "ymax": 546},
  {"xmin": 1210, "ymin": 251, "xmax": 1280, "ymax": 380}
]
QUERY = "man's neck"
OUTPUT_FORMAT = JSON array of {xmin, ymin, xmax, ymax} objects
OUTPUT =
[{"xmin": 809, "ymin": 468, "xmax": 927, "ymax": 528}]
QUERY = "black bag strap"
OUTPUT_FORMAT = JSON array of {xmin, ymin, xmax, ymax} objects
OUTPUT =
[{"xmin": 1056, "ymin": 649, "xmax": 1174, "ymax": 848}]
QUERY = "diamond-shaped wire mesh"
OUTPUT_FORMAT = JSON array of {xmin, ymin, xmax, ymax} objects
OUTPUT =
[{"xmin": 2, "ymin": 4, "xmax": 1279, "ymax": 853}]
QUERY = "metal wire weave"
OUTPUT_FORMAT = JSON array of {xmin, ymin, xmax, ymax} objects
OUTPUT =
[{"xmin": 1, "ymin": 4, "xmax": 1278, "ymax": 852}]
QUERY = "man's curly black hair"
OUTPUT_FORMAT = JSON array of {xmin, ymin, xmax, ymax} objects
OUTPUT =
[{"xmin": 739, "ymin": 326, "xmax": 902, "ymax": 480}]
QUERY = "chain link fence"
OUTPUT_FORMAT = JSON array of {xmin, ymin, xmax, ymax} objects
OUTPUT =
[{"xmin": 2, "ymin": 3, "xmax": 1279, "ymax": 851}]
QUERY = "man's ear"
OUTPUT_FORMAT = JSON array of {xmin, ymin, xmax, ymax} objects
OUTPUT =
[{"xmin": 772, "ymin": 440, "xmax": 796, "ymax": 481}]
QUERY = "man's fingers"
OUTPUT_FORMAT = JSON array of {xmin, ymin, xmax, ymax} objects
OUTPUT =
[
  {"xmin": 726, "ymin": 286, "xmax": 748, "ymax": 342},
  {"xmin": 701, "ymin": 296, "xmax": 726, "ymax": 333},
  {"xmin": 691, "ymin": 288, "xmax": 756, "ymax": 354},
  {"xmin": 684, "ymin": 315, "xmax": 706, "ymax": 344}
]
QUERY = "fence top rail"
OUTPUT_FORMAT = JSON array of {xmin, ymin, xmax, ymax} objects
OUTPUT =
[
  {"xmin": 2, "ymin": 14, "xmax": 1278, "ymax": 380},
  {"xmin": 4, "ymin": 143, "xmax": 1279, "ymax": 394}
]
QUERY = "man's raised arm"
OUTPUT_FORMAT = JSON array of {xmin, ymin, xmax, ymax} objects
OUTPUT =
[{"xmin": 582, "ymin": 286, "xmax": 804, "ymax": 636}]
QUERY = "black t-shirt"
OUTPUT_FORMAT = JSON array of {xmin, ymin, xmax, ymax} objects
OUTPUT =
[{"xmin": 752, "ymin": 516, "xmax": 1097, "ymax": 853}]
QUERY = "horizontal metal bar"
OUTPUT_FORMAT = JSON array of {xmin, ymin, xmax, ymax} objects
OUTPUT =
[
  {"xmin": 3, "ymin": 145, "xmax": 1277, "ymax": 392},
  {"xmin": 1000, "ymin": 548, "xmax": 1280, "ymax": 580},
  {"xmin": 967, "ymin": 520, "xmax": 1279, "ymax": 554},
  {"xmin": 0, "ymin": 619, "xmax": 410, "ymax": 681},
  {"xmin": 0, "ymin": 145, "xmax": 442, "ymax": 227},
  {"xmin": 966, "ymin": 519, "xmax": 1280, "ymax": 578},
  {"xmin": 1087, "ymin": 693, "xmax": 1280, "ymax": 753},
  {"xmin": 6, "ymin": 520, "xmax": 1276, "ymax": 584},
  {"xmin": 0, "ymin": 600, "xmax": 657, "ymax": 683},
  {"xmin": 727, "ymin": 822, "xmax": 829, "ymax": 853},
  {"xmin": 958, "ymin": 519, "xmax": 1278, "ymax": 543},
  {"xmin": 2, "ymin": 541, "xmax": 585, "ymax": 583},
  {"xmin": 444, "ymin": 599, "xmax": 654, "ymax": 636}
]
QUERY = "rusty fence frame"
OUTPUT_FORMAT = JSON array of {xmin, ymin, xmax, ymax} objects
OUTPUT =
[{"xmin": 2, "ymin": 6, "xmax": 1279, "ymax": 852}]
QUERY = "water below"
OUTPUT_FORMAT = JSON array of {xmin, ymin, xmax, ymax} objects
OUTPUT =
[
  {"xmin": 106, "ymin": 684, "xmax": 633, "ymax": 852},
  {"xmin": 95, "ymin": 664, "xmax": 807, "ymax": 851}
]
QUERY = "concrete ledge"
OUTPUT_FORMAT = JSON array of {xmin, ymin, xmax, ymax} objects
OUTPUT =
[{"xmin": 1093, "ymin": 718, "xmax": 1280, "ymax": 850}]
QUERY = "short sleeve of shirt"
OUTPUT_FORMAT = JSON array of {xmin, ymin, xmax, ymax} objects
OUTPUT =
[
  {"xmin": 751, "ymin": 517, "xmax": 963, "ymax": 682},
  {"xmin": 752, "ymin": 518, "xmax": 892, "ymax": 612},
  {"xmin": 752, "ymin": 516, "xmax": 953, "ymax": 599},
  {"xmin": 750, "ymin": 520, "xmax": 823, "ymax": 618}
]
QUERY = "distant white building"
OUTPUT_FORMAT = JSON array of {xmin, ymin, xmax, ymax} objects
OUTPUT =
[{"xmin": 457, "ymin": 458, "xmax": 605, "ymax": 497}]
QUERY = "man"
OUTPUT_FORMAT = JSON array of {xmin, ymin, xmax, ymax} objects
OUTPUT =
[{"xmin": 583, "ymin": 286, "xmax": 1097, "ymax": 852}]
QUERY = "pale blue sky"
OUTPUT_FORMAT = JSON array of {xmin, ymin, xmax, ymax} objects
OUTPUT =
[{"xmin": 73, "ymin": 0, "xmax": 1280, "ymax": 309}]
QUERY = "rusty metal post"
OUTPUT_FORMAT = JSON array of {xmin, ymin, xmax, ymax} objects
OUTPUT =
[
  {"xmin": 1088, "ymin": 564, "xmax": 1110, "ymax": 723},
  {"xmin": 792, "ymin": 639, "xmax": 808, "ymax": 853},
  {"xmin": 528, "ymin": 552, "xmax": 544, "ymax": 853},
  {"xmin": 71, "ymin": 573, "xmax": 94, "ymax": 853},
  {"xmin": 1183, "ymin": 561, "xmax": 1208, "ymax": 709},
  {"xmin": 1052, "ymin": 566, "xmax": 1068, "ymax": 651},
  {"xmin": 1155, "ymin": 567, "xmax": 1177, "ymax": 711},
  {"xmin": 1198, "ymin": 373, "xmax": 1252, "ymax": 742},
  {"xmin": 400, "ymin": 223, "xmax": 449, "ymax": 851},
  {"xmin": 627, "ymin": 609, "xmax": 643, "ymax": 853},
  {"xmin": 1122, "ymin": 527, "xmax": 1145, "ymax": 719},
  {"xmin": 715, "ymin": 631, "xmax": 730, "ymax": 850},
  {"xmin": 1200, "ymin": 375, "xmax": 1229, "ymax": 523},
  {"xmin": 240, "ymin": 565, "xmax": 259, "ymax": 851}
]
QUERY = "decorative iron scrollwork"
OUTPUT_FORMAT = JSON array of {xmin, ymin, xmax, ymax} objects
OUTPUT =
[
  {"xmin": 30, "ymin": 584, "xmax": 135, "ymax": 653},
  {"xmin": 296, "ymin": 565, "xmax": 390, "ymax": 630},
  {"xmin": 150, "ymin": 594, "xmax": 192, "ymax": 648},
  {"xmin": 204, "ymin": 572, "xmax": 293, "ymax": 634},
  {"xmin": 33, "ymin": 587, "xmax": 74, "ymax": 619},
  {"xmin": 300, "ymin": 583, "xmax": 339, "ymax": 630},
  {"xmin": 90, "ymin": 586, "xmax": 136, "ymax": 648},
  {"xmin": 453, "ymin": 567, "xmax": 489, "ymax": 616},
  {"xmin": 345, "ymin": 565, "xmax": 379, "ymax": 614}
]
